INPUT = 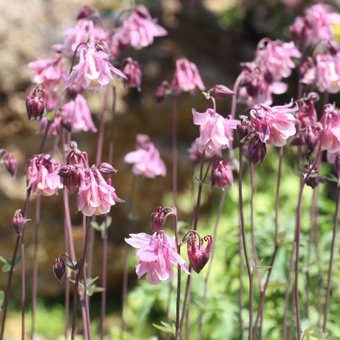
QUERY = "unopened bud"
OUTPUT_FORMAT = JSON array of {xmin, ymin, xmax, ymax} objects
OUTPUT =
[
  {"xmin": 155, "ymin": 81, "xmax": 169, "ymax": 104},
  {"xmin": 237, "ymin": 119, "xmax": 250, "ymax": 141},
  {"xmin": 12, "ymin": 210, "xmax": 25, "ymax": 235},
  {"xmin": 58, "ymin": 165, "xmax": 81, "ymax": 193},
  {"xmin": 305, "ymin": 171, "xmax": 323, "ymax": 189},
  {"xmin": 122, "ymin": 58, "xmax": 142, "ymax": 91},
  {"xmin": 305, "ymin": 123, "xmax": 322, "ymax": 152},
  {"xmin": 187, "ymin": 233, "xmax": 212, "ymax": 273},
  {"xmin": 151, "ymin": 206, "xmax": 174, "ymax": 231},
  {"xmin": 248, "ymin": 136, "xmax": 266, "ymax": 165},
  {"xmin": 53, "ymin": 256, "xmax": 66, "ymax": 283},
  {"xmin": 211, "ymin": 84, "xmax": 235, "ymax": 98},
  {"xmin": 76, "ymin": 5, "xmax": 95, "ymax": 20},
  {"xmin": 97, "ymin": 162, "xmax": 118, "ymax": 175},
  {"xmin": 3, "ymin": 151, "xmax": 17, "ymax": 177},
  {"xmin": 211, "ymin": 158, "xmax": 233, "ymax": 189},
  {"xmin": 26, "ymin": 87, "xmax": 47, "ymax": 120}
]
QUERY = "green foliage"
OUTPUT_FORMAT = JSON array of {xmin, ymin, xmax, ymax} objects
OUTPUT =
[
  {"xmin": 0, "ymin": 290, "xmax": 4, "ymax": 312},
  {"xmin": 0, "ymin": 255, "xmax": 21, "ymax": 272}
]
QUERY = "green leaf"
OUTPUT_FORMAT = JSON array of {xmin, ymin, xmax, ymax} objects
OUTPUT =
[
  {"xmin": 44, "ymin": 111, "xmax": 55, "ymax": 121},
  {"xmin": 1, "ymin": 256, "xmax": 21, "ymax": 273},
  {"xmin": 277, "ymin": 231, "xmax": 287, "ymax": 242},
  {"xmin": 0, "ymin": 256, "xmax": 7, "ymax": 264},
  {"xmin": 0, "ymin": 290, "xmax": 4, "ymax": 311},
  {"xmin": 152, "ymin": 321, "xmax": 175, "ymax": 335}
]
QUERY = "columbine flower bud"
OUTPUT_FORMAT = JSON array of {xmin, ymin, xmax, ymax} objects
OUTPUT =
[
  {"xmin": 151, "ymin": 206, "xmax": 174, "ymax": 231},
  {"xmin": 305, "ymin": 171, "xmax": 324, "ymax": 189},
  {"xmin": 26, "ymin": 87, "xmax": 47, "ymax": 120},
  {"xmin": 76, "ymin": 5, "xmax": 95, "ymax": 20},
  {"xmin": 2, "ymin": 151, "xmax": 17, "ymax": 177},
  {"xmin": 122, "ymin": 58, "xmax": 142, "ymax": 91},
  {"xmin": 97, "ymin": 162, "xmax": 118, "ymax": 175},
  {"xmin": 305, "ymin": 123, "xmax": 322, "ymax": 152},
  {"xmin": 211, "ymin": 158, "xmax": 233, "ymax": 190},
  {"xmin": 12, "ymin": 210, "xmax": 25, "ymax": 235},
  {"xmin": 237, "ymin": 118, "xmax": 250, "ymax": 141},
  {"xmin": 248, "ymin": 135, "xmax": 266, "ymax": 165},
  {"xmin": 155, "ymin": 81, "xmax": 169, "ymax": 104},
  {"xmin": 53, "ymin": 256, "xmax": 66, "ymax": 283},
  {"xmin": 187, "ymin": 233, "xmax": 212, "ymax": 273},
  {"xmin": 58, "ymin": 165, "xmax": 81, "ymax": 193},
  {"xmin": 211, "ymin": 84, "xmax": 235, "ymax": 98}
]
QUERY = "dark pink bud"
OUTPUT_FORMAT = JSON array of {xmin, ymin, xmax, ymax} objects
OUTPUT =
[
  {"xmin": 151, "ymin": 206, "xmax": 174, "ymax": 231},
  {"xmin": 305, "ymin": 171, "xmax": 324, "ymax": 189},
  {"xmin": 187, "ymin": 233, "xmax": 212, "ymax": 273},
  {"xmin": 155, "ymin": 81, "xmax": 169, "ymax": 104},
  {"xmin": 211, "ymin": 84, "xmax": 235, "ymax": 98},
  {"xmin": 12, "ymin": 210, "xmax": 26, "ymax": 235},
  {"xmin": 97, "ymin": 162, "xmax": 118, "ymax": 175},
  {"xmin": 248, "ymin": 136, "xmax": 266, "ymax": 165},
  {"xmin": 58, "ymin": 165, "xmax": 81, "ymax": 193},
  {"xmin": 237, "ymin": 118, "xmax": 250, "ymax": 141},
  {"xmin": 66, "ymin": 141, "xmax": 89, "ymax": 168},
  {"xmin": 26, "ymin": 87, "xmax": 47, "ymax": 120},
  {"xmin": 76, "ymin": 5, "xmax": 95, "ymax": 20},
  {"xmin": 211, "ymin": 158, "xmax": 233, "ymax": 189},
  {"xmin": 122, "ymin": 58, "xmax": 142, "ymax": 91},
  {"xmin": 305, "ymin": 123, "xmax": 322, "ymax": 152},
  {"xmin": 53, "ymin": 256, "xmax": 66, "ymax": 282},
  {"xmin": 66, "ymin": 83, "xmax": 83, "ymax": 100},
  {"xmin": 3, "ymin": 151, "xmax": 17, "ymax": 177}
]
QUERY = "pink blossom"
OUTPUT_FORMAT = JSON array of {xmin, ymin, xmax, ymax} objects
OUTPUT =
[
  {"xmin": 63, "ymin": 19, "xmax": 107, "ymax": 56},
  {"xmin": 124, "ymin": 134, "xmax": 166, "ymax": 178},
  {"xmin": 188, "ymin": 139, "xmax": 221, "ymax": 165},
  {"xmin": 113, "ymin": 5, "xmax": 167, "ymax": 50},
  {"xmin": 255, "ymin": 38, "xmax": 301, "ymax": 80},
  {"xmin": 192, "ymin": 108, "xmax": 239, "ymax": 153},
  {"xmin": 77, "ymin": 168, "xmax": 123, "ymax": 216},
  {"xmin": 250, "ymin": 103, "xmax": 297, "ymax": 147},
  {"xmin": 27, "ymin": 154, "xmax": 62, "ymax": 196},
  {"xmin": 171, "ymin": 58, "xmax": 205, "ymax": 93},
  {"xmin": 320, "ymin": 104, "xmax": 340, "ymax": 153},
  {"xmin": 125, "ymin": 230, "xmax": 190, "ymax": 284},
  {"xmin": 122, "ymin": 58, "xmax": 142, "ymax": 90},
  {"xmin": 61, "ymin": 94, "xmax": 97, "ymax": 133},
  {"xmin": 315, "ymin": 53, "xmax": 340, "ymax": 93},
  {"xmin": 238, "ymin": 63, "xmax": 287, "ymax": 106},
  {"xmin": 28, "ymin": 54, "xmax": 66, "ymax": 90},
  {"xmin": 67, "ymin": 44, "xmax": 126, "ymax": 91}
]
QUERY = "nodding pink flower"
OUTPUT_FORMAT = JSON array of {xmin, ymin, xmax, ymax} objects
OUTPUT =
[
  {"xmin": 255, "ymin": 38, "xmax": 301, "ymax": 80},
  {"xmin": 114, "ymin": 5, "xmax": 167, "ymax": 50},
  {"xmin": 320, "ymin": 104, "xmax": 340, "ymax": 153},
  {"xmin": 122, "ymin": 58, "xmax": 142, "ymax": 90},
  {"xmin": 290, "ymin": 4, "xmax": 340, "ymax": 47},
  {"xmin": 211, "ymin": 158, "xmax": 233, "ymax": 189},
  {"xmin": 0, "ymin": 149, "xmax": 17, "ymax": 177},
  {"xmin": 238, "ymin": 63, "xmax": 287, "ymax": 106},
  {"xmin": 28, "ymin": 54, "xmax": 66, "ymax": 90},
  {"xmin": 192, "ymin": 108, "xmax": 239, "ymax": 153},
  {"xmin": 77, "ymin": 168, "xmax": 124, "ymax": 216},
  {"xmin": 66, "ymin": 141, "xmax": 89, "ymax": 168},
  {"xmin": 250, "ymin": 103, "xmax": 297, "ymax": 147},
  {"xmin": 27, "ymin": 154, "xmax": 62, "ymax": 196},
  {"xmin": 124, "ymin": 134, "xmax": 166, "ymax": 178},
  {"xmin": 67, "ymin": 44, "xmax": 126, "ymax": 91},
  {"xmin": 63, "ymin": 19, "xmax": 107, "ymax": 56},
  {"xmin": 58, "ymin": 165, "xmax": 81, "ymax": 193},
  {"xmin": 53, "ymin": 256, "xmax": 66, "ymax": 283},
  {"xmin": 188, "ymin": 139, "xmax": 221, "ymax": 165},
  {"xmin": 61, "ymin": 94, "xmax": 97, "ymax": 133},
  {"xmin": 125, "ymin": 230, "xmax": 190, "ymax": 284},
  {"xmin": 151, "ymin": 206, "xmax": 175, "ymax": 231},
  {"xmin": 315, "ymin": 53, "xmax": 340, "ymax": 94},
  {"xmin": 248, "ymin": 135, "xmax": 267, "ymax": 165},
  {"xmin": 171, "ymin": 58, "xmax": 205, "ymax": 93},
  {"xmin": 12, "ymin": 210, "xmax": 26, "ymax": 235},
  {"xmin": 187, "ymin": 233, "xmax": 212, "ymax": 273},
  {"xmin": 26, "ymin": 86, "xmax": 47, "ymax": 121}
]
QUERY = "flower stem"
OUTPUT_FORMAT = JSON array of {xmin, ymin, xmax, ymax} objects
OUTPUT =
[
  {"xmin": 174, "ymin": 213, "xmax": 181, "ymax": 340},
  {"xmin": 172, "ymin": 96, "xmax": 178, "ymax": 208}
]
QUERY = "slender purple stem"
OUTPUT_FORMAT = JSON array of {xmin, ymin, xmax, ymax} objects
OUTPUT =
[
  {"xmin": 31, "ymin": 196, "xmax": 41, "ymax": 339},
  {"xmin": 172, "ymin": 96, "xmax": 178, "ymax": 208},
  {"xmin": 322, "ymin": 184, "xmax": 340, "ymax": 334},
  {"xmin": 174, "ymin": 213, "xmax": 181, "ymax": 340}
]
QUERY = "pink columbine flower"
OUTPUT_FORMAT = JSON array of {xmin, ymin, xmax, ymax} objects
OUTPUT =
[
  {"xmin": 122, "ymin": 58, "xmax": 142, "ymax": 90},
  {"xmin": 124, "ymin": 134, "xmax": 166, "ymax": 178},
  {"xmin": 211, "ymin": 158, "xmax": 233, "ymax": 189},
  {"xmin": 61, "ymin": 94, "xmax": 97, "ymax": 133},
  {"xmin": 125, "ymin": 230, "xmax": 190, "ymax": 284},
  {"xmin": 315, "ymin": 53, "xmax": 340, "ymax": 94},
  {"xmin": 77, "ymin": 168, "xmax": 123, "ymax": 216},
  {"xmin": 250, "ymin": 102, "xmax": 297, "ymax": 147},
  {"xmin": 27, "ymin": 154, "xmax": 62, "ymax": 196},
  {"xmin": 192, "ymin": 108, "xmax": 239, "ymax": 153},
  {"xmin": 320, "ymin": 104, "xmax": 340, "ymax": 153},
  {"xmin": 28, "ymin": 54, "xmax": 66, "ymax": 90},
  {"xmin": 171, "ymin": 58, "xmax": 205, "ymax": 93},
  {"xmin": 67, "ymin": 44, "xmax": 126, "ymax": 91},
  {"xmin": 63, "ymin": 19, "xmax": 107, "ymax": 56},
  {"xmin": 187, "ymin": 233, "xmax": 212, "ymax": 273},
  {"xmin": 114, "ymin": 5, "xmax": 167, "ymax": 50},
  {"xmin": 255, "ymin": 38, "xmax": 301, "ymax": 80},
  {"xmin": 238, "ymin": 63, "xmax": 287, "ymax": 106}
]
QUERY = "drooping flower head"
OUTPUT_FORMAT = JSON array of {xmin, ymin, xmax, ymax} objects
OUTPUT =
[
  {"xmin": 125, "ymin": 230, "xmax": 190, "ymax": 284},
  {"xmin": 320, "ymin": 104, "xmax": 340, "ymax": 153},
  {"xmin": 113, "ymin": 5, "xmax": 167, "ymax": 51},
  {"xmin": 192, "ymin": 108, "xmax": 239, "ymax": 153},
  {"xmin": 66, "ymin": 43, "xmax": 126, "ymax": 91},
  {"xmin": 249, "ymin": 102, "xmax": 297, "ymax": 147},
  {"xmin": 0, "ymin": 149, "xmax": 17, "ymax": 177},
  {"xmin": 26, "ymin": 154, "xmax": 62, "ymax": 196},
  {"xmin": 151, "ymin": 206, "xmax": 174, "ymax": 231},
  {"xmin": 26, "ymin": 86, "xmax": 47, "ymax": 121},
  {"xmin": 122, "ymin": 58, "xmax": 142, "ymax": 90},
  {"xmin": 61, "ymin": 94, "xmax": 97, "ymax": 133},
  {"xmin": 211, "ymin": 158, "xmax": 234, "ymax": 189},
  {"xmin": 124, "ymin": 134, "xmax": 166, "ymax": 178},
  {"xmin": 77, "ymin": 168, "xmax": 124, "ymax": 216},
  {"xmin": 171, "ymin": 58, "xmax": 205, "ymax": 93},
  {"xmin": 315, "ymin": 52, "xmax": 340, "ymax": 94},
  {"xmin": 187, "ymin": 232, "xmax": 212, "ymax": 273}
]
